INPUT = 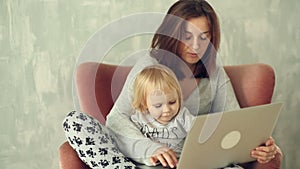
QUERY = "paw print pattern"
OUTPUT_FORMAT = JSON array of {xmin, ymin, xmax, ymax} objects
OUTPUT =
[
  {"xmin": 77, "ymin": 113, "xmax": 88, "ymax": 121},
  {"xmin": 67, "ymin": 137, "xmax": 74, "ymax": 145},
  {"xmin": 73, "ymin": 136, "xmax": 83, "ymax": 147},
  {"xmin": 98, "ymin": 147, "xmax": 108, "ymax": 155},
  {"xmin": 104, "ymin": 133, "xmax": 110, "ymax": 139},
  {"xmin": 86, "ymin": 148, "xmax": 96, "ymax": 158},
  {"xmin": 63, "ymin": 119, "xmax": 71, "ymax": 132},
  {"xmin": 99, "ymin": 135, "xmax": 109, "ymax": 144},
  {"xmin": 72, "ymin": 121, "xmax": 82, "ymax": 132},
  {"xmin": 112, "ymin": 156, "xmax": 121, "ymax": 165},
  {"xmin": 90, "ymin": 161, "xmax": 98, "ymax": 167},
  {"xmin": 63, "ymin": 111, "xmax": 137, "ymax": 168},
  {"xmin": 86, "ymin": 126, "xmax": 96, "ymax": 134},
  {"xmin": 79, "ymin": 150, "xmax": 86, "ymax": 158},
  {"xmin": 99, "ymin": 159, "xmax": 110, "ymax": 168},
  {"xmin": 85, "ymin": 137, "xmax": 95, "ymax": 146},
  {"xmin": 89, "ymin": 116, "xmax": 98, "ymax": 126},
  {"xmin": 111, "ymin": 147, "xmax": 120, "ymax": 154}
]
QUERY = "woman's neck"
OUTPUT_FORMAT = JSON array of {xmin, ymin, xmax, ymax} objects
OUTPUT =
[{"xmin": 181, "ymin": 63, "xmax": 196, "ymax": 78}]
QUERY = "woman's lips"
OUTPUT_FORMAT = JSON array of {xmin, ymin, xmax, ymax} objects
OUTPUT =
[{"xmin": 187, "ymin": 52, "xmax": 199, "ymax": 57}]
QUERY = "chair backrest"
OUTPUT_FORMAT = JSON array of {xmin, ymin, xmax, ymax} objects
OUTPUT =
[
  {"xmin": 75, "ymin": 62, "xmax": 275, "ymax": 124},
  {"xmin": 224, "ymin": 64, "xmax": 275, "ymax": 108}
]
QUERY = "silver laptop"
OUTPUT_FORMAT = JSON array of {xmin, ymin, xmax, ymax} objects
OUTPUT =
[{"xmin": 176, "ymin": 102, "xmax": 283, "ymax": 169}]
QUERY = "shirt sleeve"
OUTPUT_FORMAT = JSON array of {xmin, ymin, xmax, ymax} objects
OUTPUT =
[{"xmin": 106, "ymin": 54, "xmax": 161, "ymax": 165}]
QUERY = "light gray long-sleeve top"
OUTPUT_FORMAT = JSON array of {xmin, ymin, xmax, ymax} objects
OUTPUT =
[
  {"xmin": 131, "ymin": 107, "xmax": 195, "ymax": 160},
  {"xmin": 106, "ymin": 53, "xmax": 240, "ymax": 165}
]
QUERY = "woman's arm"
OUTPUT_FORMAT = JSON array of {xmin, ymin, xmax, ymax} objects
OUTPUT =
[
  {"xmin": 212, "ymin": 66, "xmax": 281, "ymax": 167},
  {"xmin": 210, "ymin": 65, "xmax": 240, "ymax": 113}
]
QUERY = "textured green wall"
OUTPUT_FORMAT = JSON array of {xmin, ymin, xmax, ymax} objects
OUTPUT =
[
  {"xmin": 212, "ymin": 1, "xmax": 300, "ymax": 168},
  {"xmin": 0, "ymin": 0, "xmax": 299, "ymax": 168}
]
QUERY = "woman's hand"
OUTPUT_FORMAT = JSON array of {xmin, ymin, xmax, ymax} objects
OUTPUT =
[
  {"xmin": 150, "ymin": 147, "xmax": 178, "ymax": 168},
  {"xmin": 251, "ymin": 137, "xmax": 279, "ymax": 163}
]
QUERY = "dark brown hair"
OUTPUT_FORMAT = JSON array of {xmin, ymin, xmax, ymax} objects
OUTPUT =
[{"xmin": 151, "ymin": 0, "xmax": 220, "ymax": 79}]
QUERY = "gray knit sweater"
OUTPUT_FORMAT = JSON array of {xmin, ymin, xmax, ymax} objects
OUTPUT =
[{"xmin": 106, "ymin": 52, "xmax": 240, "ymax": 165}]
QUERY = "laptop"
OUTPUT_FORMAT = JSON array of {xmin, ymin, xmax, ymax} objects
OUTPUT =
[{"xmin": 176, "ymin": 102, "xmax": 283, "ymax": 169}]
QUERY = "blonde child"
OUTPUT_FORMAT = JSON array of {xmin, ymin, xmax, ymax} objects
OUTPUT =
[{"xmin": 130, "ymin": 64, "xmax": 195, "ymax": 168}]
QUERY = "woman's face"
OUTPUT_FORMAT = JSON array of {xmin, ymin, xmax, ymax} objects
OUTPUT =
[
  {"xmin": 146, "ymin": 89, "xmax": 180, "ymax": 124},
  {"xmin": 179, "ymin": 16, "xmax": 211, "ymax": 67}
]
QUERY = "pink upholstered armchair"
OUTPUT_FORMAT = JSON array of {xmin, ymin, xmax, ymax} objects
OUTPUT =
[{"xmin": 59, "ymin": 62, "xmax": 282, "ymax": 169}]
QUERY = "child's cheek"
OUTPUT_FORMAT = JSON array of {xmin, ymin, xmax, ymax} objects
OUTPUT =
[{"xmin": 148, "ymin": 107, "xmax": 163, "ymax": 119}]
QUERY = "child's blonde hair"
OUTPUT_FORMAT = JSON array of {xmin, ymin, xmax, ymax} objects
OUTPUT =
[{"xmin": 132, "ymin": 64, "xmax": 182, "ymax": 113}]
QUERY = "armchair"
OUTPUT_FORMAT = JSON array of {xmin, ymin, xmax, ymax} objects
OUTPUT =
[{"xmin": 59, "ymin": 62, "xmax": 282, "ymax": 169}]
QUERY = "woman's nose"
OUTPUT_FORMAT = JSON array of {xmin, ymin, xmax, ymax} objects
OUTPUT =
[{"xmin": 192, "ymin": 38, "xmax": 200, "ymax": 50}]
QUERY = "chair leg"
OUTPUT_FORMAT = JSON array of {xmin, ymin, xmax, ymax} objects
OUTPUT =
[{"xmin": 59, "ymin": 141, "xmax": 90, "ymax": 169}]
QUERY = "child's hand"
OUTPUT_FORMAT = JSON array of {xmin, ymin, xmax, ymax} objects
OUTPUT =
[
  {"xmin": 251, "ymin": 137, "xmax": 278, "ymax": 163},
  {"xmin": 150, "ymin": 147, "xmax": 178, "ymax": 168}
]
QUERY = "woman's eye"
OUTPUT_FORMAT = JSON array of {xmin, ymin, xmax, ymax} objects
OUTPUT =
[
  {"xmin": 184, "ymin": 36, "xmax": 192, "ymax": 41},
  {"xmin": 199, "ymin": 34, "xmax": 207, "ymax": 40},
  {"xmin": 199, "ymin": 36, "xmax": 207, "ymax": 40},
  {"xmin": 183, "ymin": 32, "xmax": 192, "ymax": 41},
  {"xmin": 199, "ymin": 32, "xmax": 209, "ymax": 40}
]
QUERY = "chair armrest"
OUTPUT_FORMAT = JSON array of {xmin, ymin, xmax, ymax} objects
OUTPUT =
[
  {"xmin": 253, "ymin": 147, "xmax": 282, "ymax": 169},
  {"xmin": 240, "ymin": 147, "xmax": 282, "ymax": 169},
  {"xmin": 59, "ymin": 141, "xmax": 90, "ymax": 169}
]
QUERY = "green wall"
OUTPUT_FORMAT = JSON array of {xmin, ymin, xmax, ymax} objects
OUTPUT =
[{"xmin": 0, "ymin": 0, "xmax": 299, "ymax": 168}]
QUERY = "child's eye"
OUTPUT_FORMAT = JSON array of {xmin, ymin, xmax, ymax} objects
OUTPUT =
[
  {"xmin": 153, "ymin": 104, "xmax": 162, "ymax": 108},
  {"xmin": 169, "ymin": 100, "xmax": 177, "ymax": 105}
]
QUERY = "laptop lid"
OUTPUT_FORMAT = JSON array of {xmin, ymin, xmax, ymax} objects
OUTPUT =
[{"xmin": 177, "ymin": 102, "xmax": 283, "ymax": 169}]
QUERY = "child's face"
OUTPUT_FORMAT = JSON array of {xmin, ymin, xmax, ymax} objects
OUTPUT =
[{"xmin": 146, "ymin": 89, "xmax": 180, "ymax": 124}]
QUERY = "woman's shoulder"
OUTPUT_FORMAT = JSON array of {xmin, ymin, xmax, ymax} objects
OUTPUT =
[
  {"xmin": 129, "ymin": 52, "xmax": 158, "ymax": 74},
  {"xmin": 213, "ymin": 64, "xmax": 226, "ymax": 75},
  {"xmin": 137, "ymin": 53, "xmax": 158, "ymax": 65},
  {"xmin": 210, "ymin": 64, "xmax": 229, "ymax": 83},
  {"xmin": 124, "ymin": 52, "xmax": 158, "ymax": 86}
]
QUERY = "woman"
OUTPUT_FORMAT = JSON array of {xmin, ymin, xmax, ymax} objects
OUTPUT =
[
  {"xmin": 106, "ymin": 0, "xmax": 280, "ymax": 167},
  {"xmin": 63, "ymin": 0, "xmax": 281, "ymax": 168}
]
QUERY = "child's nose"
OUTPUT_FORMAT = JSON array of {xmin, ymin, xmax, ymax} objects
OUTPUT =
[{"xmin": 163, "ymin": 104, "xmax": 170, "ymax": 112}]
